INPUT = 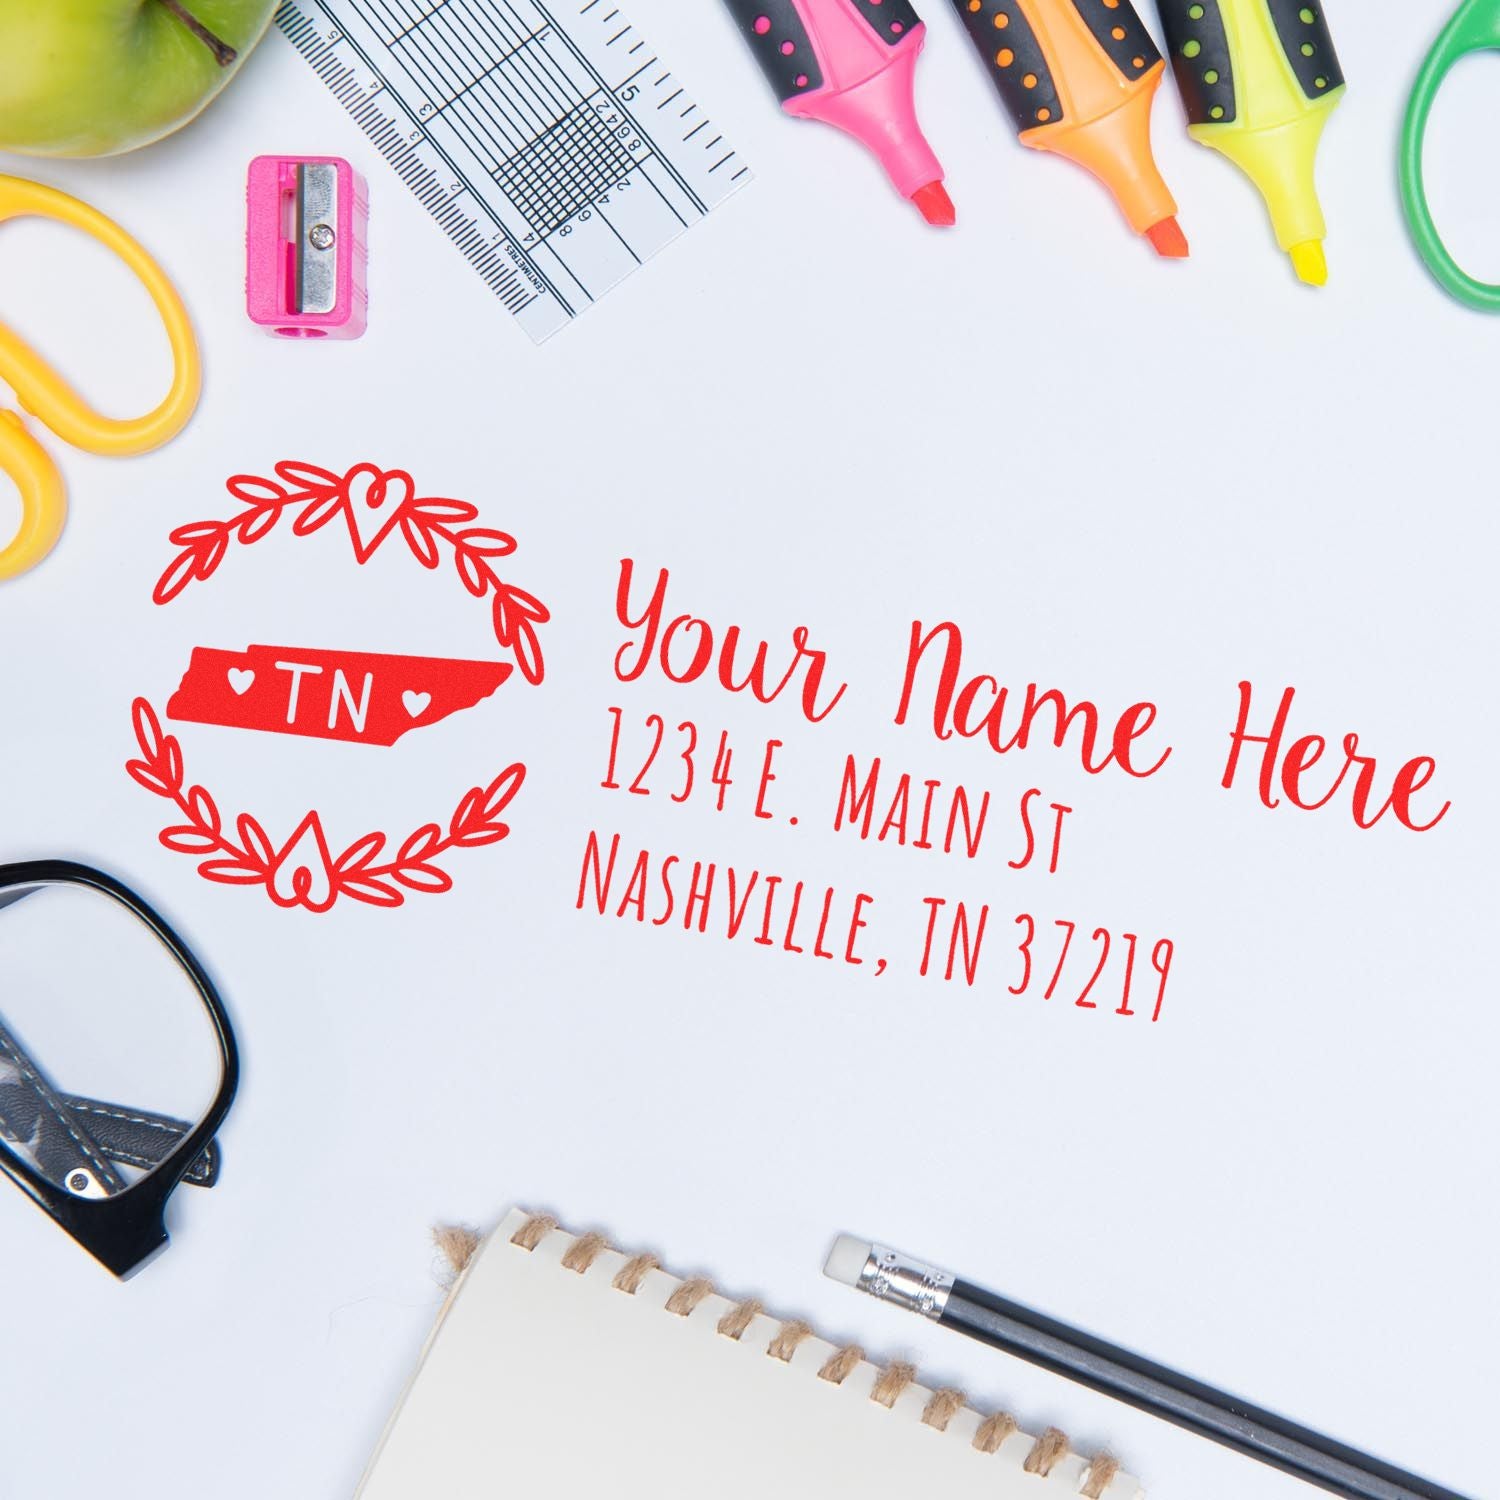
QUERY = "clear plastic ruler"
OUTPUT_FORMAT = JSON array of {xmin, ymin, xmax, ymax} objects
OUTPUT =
[{"xmin": 276, "ymin": 0, "xmax": 751, "ymax": 341}]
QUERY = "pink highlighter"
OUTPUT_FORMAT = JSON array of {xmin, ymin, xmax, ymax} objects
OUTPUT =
[
  {"xmin": 723, "ymin": 0, "xmax": 954, "ymax": 225},
  {"xmin": 246, "ymin": 155, "xmax": 368, "ymax": 339}
]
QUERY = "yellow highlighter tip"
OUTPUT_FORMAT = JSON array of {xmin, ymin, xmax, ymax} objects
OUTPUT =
[{"xmin": 1289, "ymin": 240, "xmax": 1328, "ymax": 287}]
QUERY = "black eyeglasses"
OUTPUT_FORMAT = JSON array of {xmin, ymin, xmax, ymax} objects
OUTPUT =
[{"xmin": 0, "ymin": 861, "xmax": 238, "ymax": 1277}]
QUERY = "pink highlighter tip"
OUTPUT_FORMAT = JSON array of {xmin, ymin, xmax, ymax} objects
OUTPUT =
[
  {"xmin": 1146, "ymin": 216, "xmax": 1190, "ymax": 259},
  {"xmin": 911, "ymin": 181, "xmax": 956, "ymax": 228}
]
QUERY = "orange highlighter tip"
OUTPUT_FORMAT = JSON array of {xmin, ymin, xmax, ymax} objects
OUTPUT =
[
  {"xmin": 1145, "ymin": 217, "xmax": 1190, "ymax": 259},
  {"xmin": 911, "ymin": 181, "xmax": 956, "ymax": 228}
]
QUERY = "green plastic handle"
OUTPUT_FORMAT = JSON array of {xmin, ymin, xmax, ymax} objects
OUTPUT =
[{"xmin": 1401, "ymin": 0, "xmax": 1500, "ymax": 311}]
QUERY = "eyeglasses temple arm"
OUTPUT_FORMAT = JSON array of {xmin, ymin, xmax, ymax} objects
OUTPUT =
[
  {"xmin": 56, "ymin": 1094, "xmax": 220, "ymax": 1188},
  {"xmin": 0, "ymin": 1020, "xmax": 128, "ymax": 1195}
]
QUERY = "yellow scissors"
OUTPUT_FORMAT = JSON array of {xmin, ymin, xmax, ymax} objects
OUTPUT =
[{"xmin": 0, "ymin": 174, "xmax": 200, "ymax": 581}]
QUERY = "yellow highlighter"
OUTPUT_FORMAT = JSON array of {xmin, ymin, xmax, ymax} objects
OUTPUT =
[{"xmin": 1152, "ymin": 0, "xmax": 1344, "ymax": 284}]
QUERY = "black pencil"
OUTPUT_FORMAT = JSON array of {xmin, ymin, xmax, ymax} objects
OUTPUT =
[{"xmin": 824, "ymin": 1238, "xmax": 1470, "ymax": 1500}]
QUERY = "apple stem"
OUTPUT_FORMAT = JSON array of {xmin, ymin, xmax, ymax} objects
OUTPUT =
[{"xmin": 154, "ymin": 0, "xmax": 239, "ymax": 67}]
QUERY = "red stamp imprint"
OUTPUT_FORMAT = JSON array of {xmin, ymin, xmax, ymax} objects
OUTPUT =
[{"xmin": 127, "ymin": 460, "xmax": 550, "ymax": 913}]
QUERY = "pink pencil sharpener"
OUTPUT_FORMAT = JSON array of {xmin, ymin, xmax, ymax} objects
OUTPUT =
[{"xmin": 247, "ymin": 155, "xmax": 368, "ymax": 339}]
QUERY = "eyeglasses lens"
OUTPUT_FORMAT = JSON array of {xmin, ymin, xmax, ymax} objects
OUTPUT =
[{"xmin": 0, "ymin": 882, "xmax": 223, "ymax": 1199}]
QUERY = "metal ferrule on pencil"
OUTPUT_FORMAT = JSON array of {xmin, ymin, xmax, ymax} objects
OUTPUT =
[{"xmin": 854, "ymin": 1244, "xmax": 954, "ymax": 1321}]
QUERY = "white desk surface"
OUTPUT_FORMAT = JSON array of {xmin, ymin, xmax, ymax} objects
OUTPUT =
[{"xmin": 0, "ymin": 3, "xmax": 1494, "ymax": 1498}]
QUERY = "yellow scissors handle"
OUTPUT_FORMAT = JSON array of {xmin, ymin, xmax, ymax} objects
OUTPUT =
[
  {"xmin": 0, "ymin": 174, "xmax": 201, "ymax": 580},
  {"xmin": 0, "ymin": 411, "xmax": 66, "ymax": 578}
]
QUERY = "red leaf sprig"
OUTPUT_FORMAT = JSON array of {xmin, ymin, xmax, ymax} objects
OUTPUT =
[
  {"xmin": 127, "ymin": 698, "xmax": 525, "ymax": 912},
  {"xmin": 152, "ymin": 460, "xmax": 551, "ymax": 683}
]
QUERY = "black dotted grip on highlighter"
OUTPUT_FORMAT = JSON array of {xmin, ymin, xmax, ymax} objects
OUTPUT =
[
  {"xmin": 850, "ymin": 0, "xmax": 924, "ymax": 44},
  {"xmin": 952, "ymin": 0, "xmax": 1064, "ymax": 133},
  {"xmin": 1070, "ymin": 0, "xmax": 1160, "ymax": 82},
  {"xmin": 1265, "ymin": 0, "xmax": 1343, "ymax": 99},
  {"xmin": 722, "ymin": 0, "xmax": 825, "ymax": 101},
  {"xmin": 1153, "ymin": 0, "xmax": 1236, "ymax": 124}
]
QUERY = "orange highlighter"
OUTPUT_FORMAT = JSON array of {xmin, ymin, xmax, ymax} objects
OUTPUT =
[{"xmin": 950, "ymin": 0, "xmax": 1187, "ymax": 256}]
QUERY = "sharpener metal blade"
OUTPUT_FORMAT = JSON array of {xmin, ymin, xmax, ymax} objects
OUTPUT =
[{"xmin": 295, "ymin": 162, "xmax": 339, "ymax": 316}]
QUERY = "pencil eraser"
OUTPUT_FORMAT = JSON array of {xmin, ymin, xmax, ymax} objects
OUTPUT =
[{"xmin": 824, "ymin": 1235, "xmax": 873, "ymax": 1287}]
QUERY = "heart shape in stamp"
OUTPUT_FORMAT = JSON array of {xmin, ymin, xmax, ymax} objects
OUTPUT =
[
  {"xmin": 402, "ymin": 690, "xmax": 432, "ymax": 720},
  {"xmin": 267, "ymin": 811, "xmax": 337, "ymax": 913},
  {"xmin": 227, "ymin": 668, "xmax": 256, "ymax": 696},
  {"xmin": 344, "ymin": 465, "xmax": 415, "ymax": 562}
]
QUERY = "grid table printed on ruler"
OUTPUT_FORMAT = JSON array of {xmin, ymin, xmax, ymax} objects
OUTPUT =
[{"xmin": 277, "ymin": 0, "xmax": 751, "ymax": 341}]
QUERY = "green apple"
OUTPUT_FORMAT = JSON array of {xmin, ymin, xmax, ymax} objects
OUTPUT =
[{"xmin": 0, "ymin": 0, "xmax": 278, "ymax": 157}]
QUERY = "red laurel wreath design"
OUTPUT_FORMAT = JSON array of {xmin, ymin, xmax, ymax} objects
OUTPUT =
[
  {"xmin": 131, "ymin": 461, "xmax": 543, "ymax": 912},
  {"xmin": 127, "ymin": 700, "xmax": 524, "ymax": 911},
  {"xmin": 153, "ymin": 459, "xmax": 549, "ymax": 683}
]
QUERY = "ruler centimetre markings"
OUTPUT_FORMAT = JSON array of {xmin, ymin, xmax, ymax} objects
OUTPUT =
[
  {"xmin": 278, "ymin": 3, "xmax": 568, "ymax": 318},
  {"xmin": 275, "ymin": 0, "xmax": 750, "ymax": 341},
  {"xmin": 543, "ymin": 2, "xmax": 699, "ymax": 217}
]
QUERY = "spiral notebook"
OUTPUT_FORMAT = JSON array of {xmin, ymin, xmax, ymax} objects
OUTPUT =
[{"xmin": 357, "ymin": 1208, "xmax": 1142, "ymax": 1499}]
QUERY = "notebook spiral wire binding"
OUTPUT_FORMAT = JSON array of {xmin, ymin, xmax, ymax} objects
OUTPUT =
[{"xmin": 436, "ymin": 1213, "xmax": 1125, "ymax": 1500}]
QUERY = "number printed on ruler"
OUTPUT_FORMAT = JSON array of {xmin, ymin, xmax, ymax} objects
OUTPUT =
[{"xmin": 276, "ymin": 0, "xmax": 751, "ymax": 341}]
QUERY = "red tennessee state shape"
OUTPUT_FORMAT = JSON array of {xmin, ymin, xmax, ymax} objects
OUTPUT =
[{"xmin": 166, "ymin": 644, "xmax": 512, "ymax": 747}]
